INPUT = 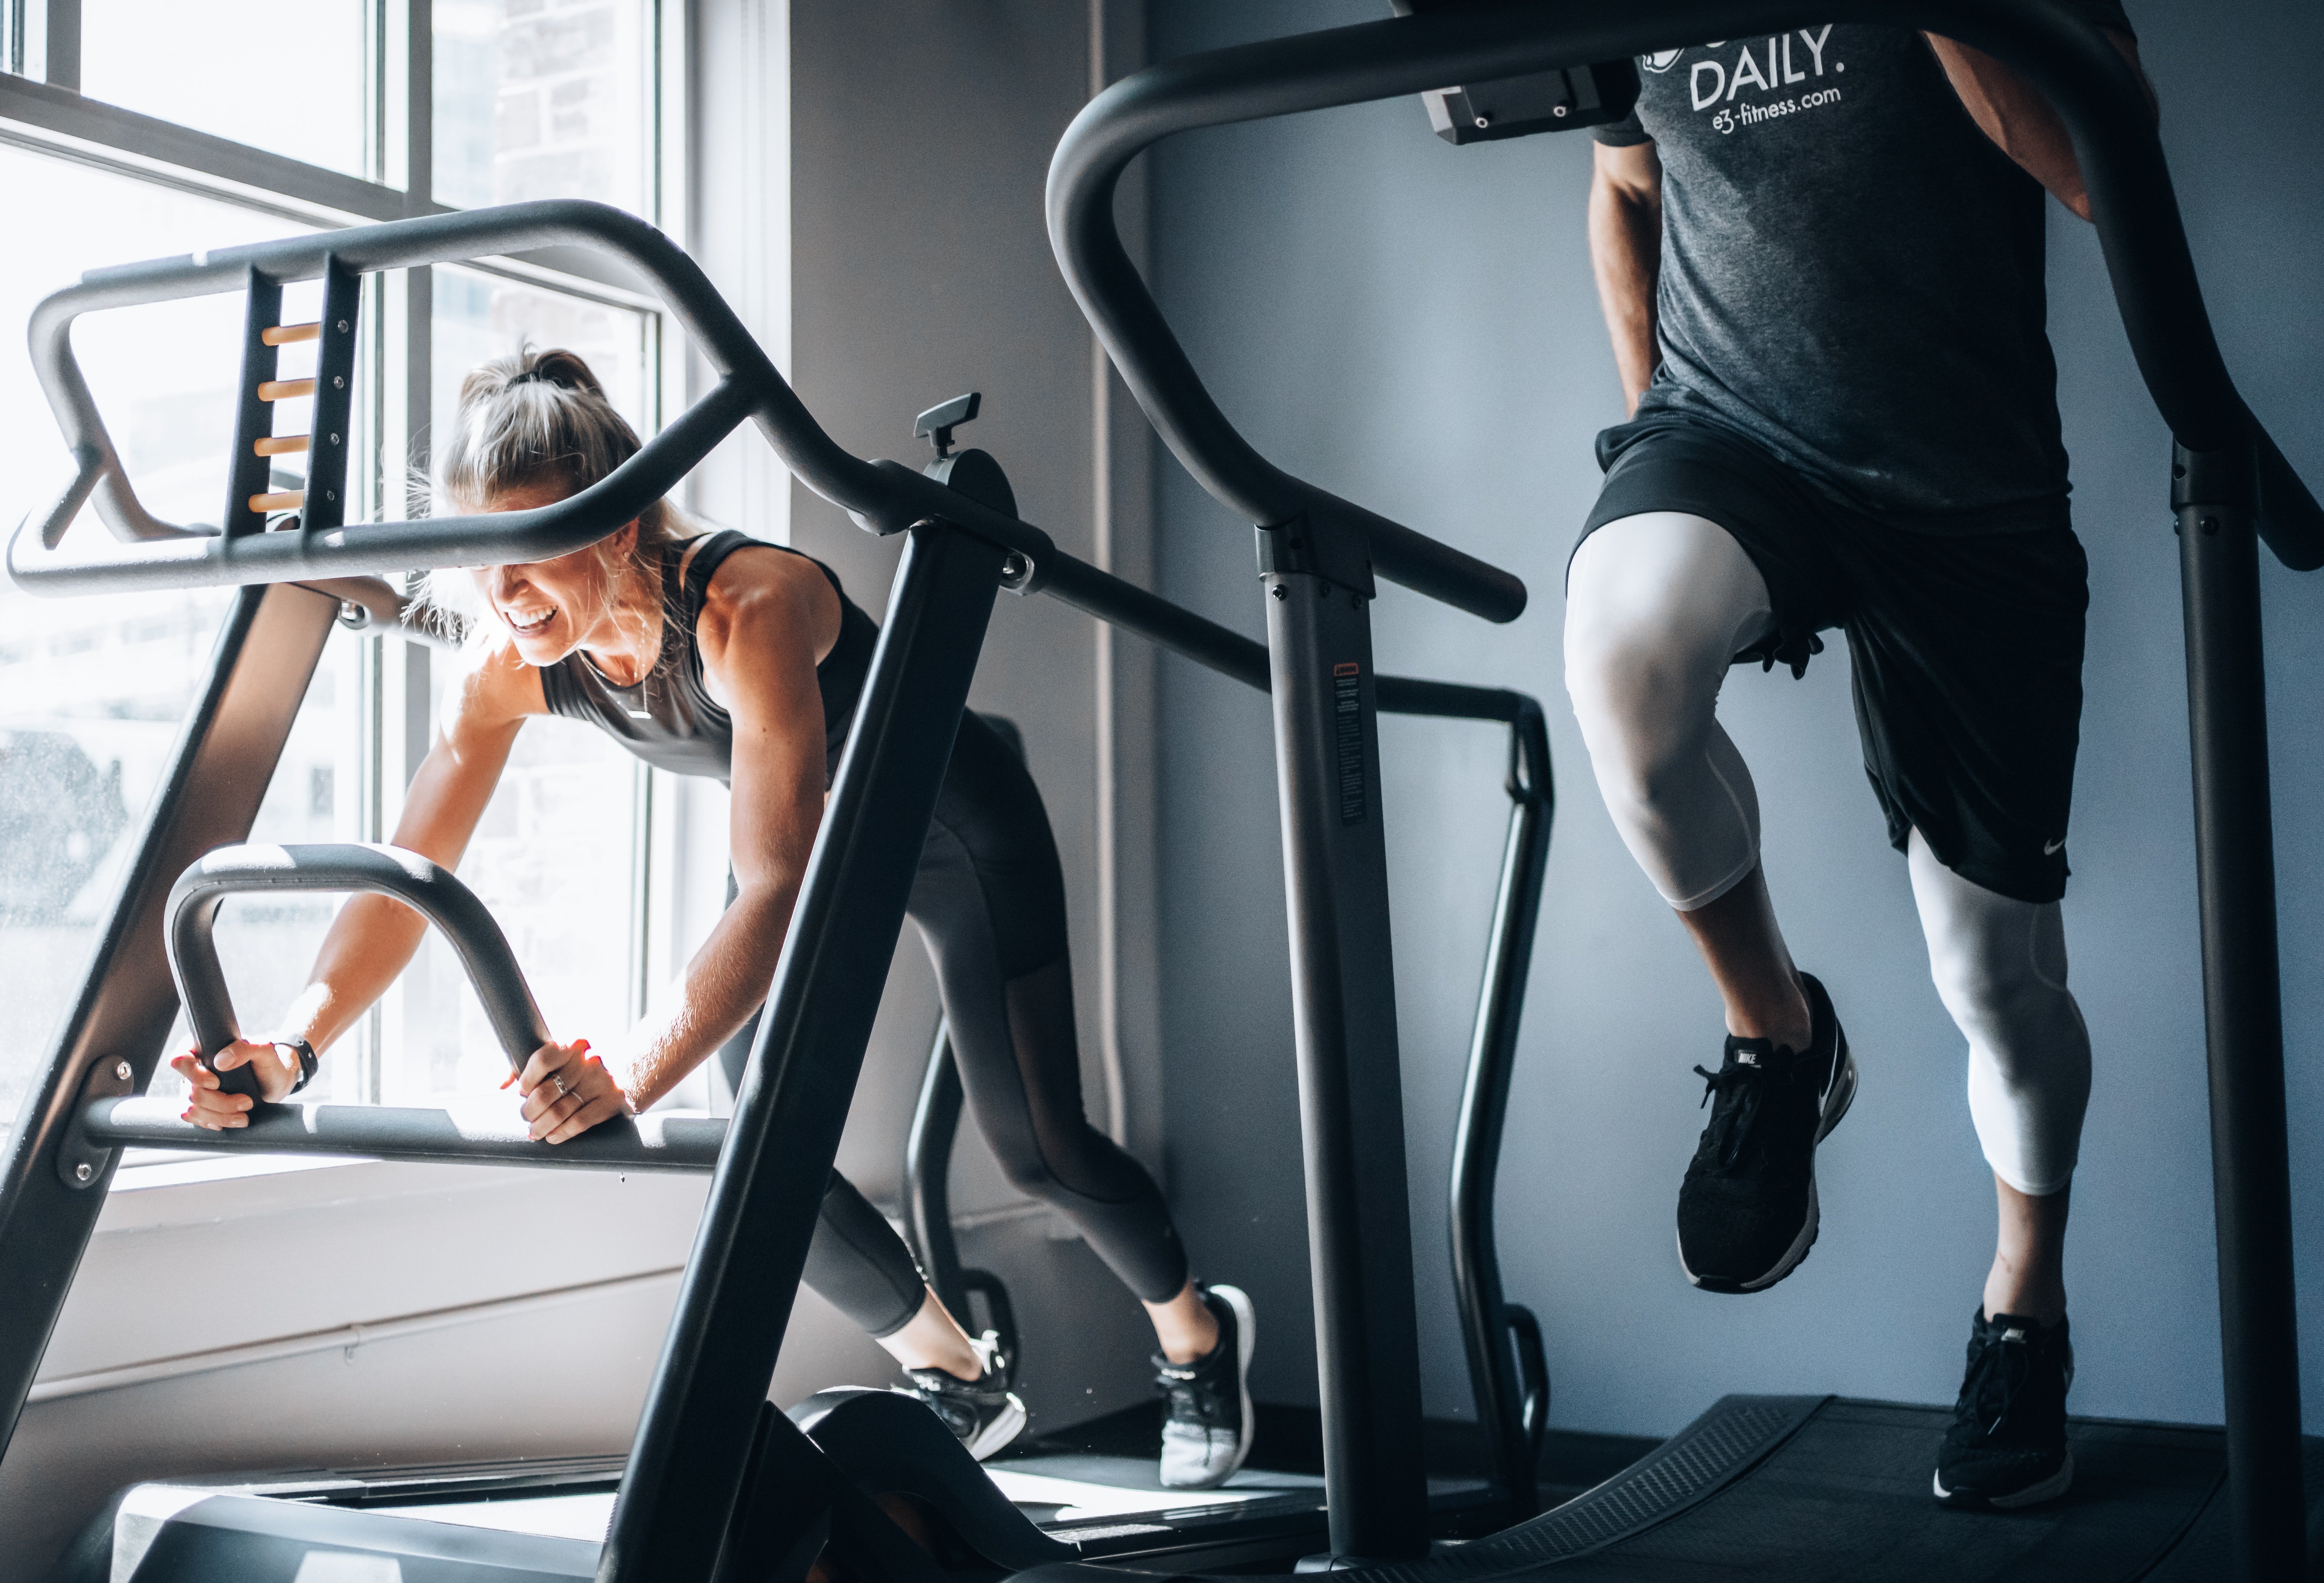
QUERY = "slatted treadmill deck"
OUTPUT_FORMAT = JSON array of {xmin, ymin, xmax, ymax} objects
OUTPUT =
[
  {"xmin": 1318, "ymin": 1396, "xmax": 2315, "ymax": 1583},
  {"xmin": 67, "ymin": 1396, "xmax": 2321, "ymax": 1580}
]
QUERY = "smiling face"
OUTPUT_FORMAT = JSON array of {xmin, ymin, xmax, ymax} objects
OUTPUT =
[{"xmin": 465, "ymin": 483, "xmax": 641, "ymax": 667}]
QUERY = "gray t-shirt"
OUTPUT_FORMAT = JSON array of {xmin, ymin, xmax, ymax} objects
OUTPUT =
[{"xmin": 1597, "ymin": 15, "xmax": 2132, "ymax": 531}]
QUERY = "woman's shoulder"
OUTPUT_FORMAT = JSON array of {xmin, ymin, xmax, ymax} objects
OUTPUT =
[
  {"xmin": 688, "ymin": 535, "xmax": 843, "ymax": 669},
  {"xmin": 441, "ymin": 633, "xmax": 547, "ymax": 729}
]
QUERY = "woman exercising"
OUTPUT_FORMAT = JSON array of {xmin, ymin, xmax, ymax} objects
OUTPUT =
[{"xmin": 172, "ymin": 349, "xmax": 1256, "ymax": 1488}]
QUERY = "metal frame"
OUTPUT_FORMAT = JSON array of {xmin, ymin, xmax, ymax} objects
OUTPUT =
[{"xmin": 1046, "ymin": 1, "xmax": 2318, "ymax": 1575}]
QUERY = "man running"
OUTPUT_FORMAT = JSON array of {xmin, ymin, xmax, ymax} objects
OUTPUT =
[{"xmin": 1566, "ymin": 15, "xmax": 2147, "ymax": 1509}]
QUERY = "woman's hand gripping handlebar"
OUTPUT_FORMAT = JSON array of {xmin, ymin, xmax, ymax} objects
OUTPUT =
[{"xmin": 162, "ymin": 842, "xmax": 565, "ymax": 1131}]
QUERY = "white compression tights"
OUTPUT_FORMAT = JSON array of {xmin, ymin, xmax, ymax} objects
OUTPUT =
[{"xmin": 1564, "ymin": 512, "xmax": 2091, "ymax": 1195}]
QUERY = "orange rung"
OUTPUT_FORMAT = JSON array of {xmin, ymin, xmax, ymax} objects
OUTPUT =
[
  {"xmin": 250, "ymin": 490, "xmax": 305, "ymax": 513},
  {"xmin": 261, "ymin": 322, "xmax": 321, "ymax": 346},
  {"xmin": 257, "ymin": 378, "xmax": 315, "ymax": 402},
  {"xmin": 254, "ymin": 435, "xmax": 310, "ymax": 457}
]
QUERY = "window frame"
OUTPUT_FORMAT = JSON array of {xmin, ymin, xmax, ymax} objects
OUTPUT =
[{"xmin": 0, "ymin": 0, "xmax": 696, "ymax": 1125}]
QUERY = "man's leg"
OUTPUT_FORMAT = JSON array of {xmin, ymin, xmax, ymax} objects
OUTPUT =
[
  {"xmin": 1906, "ymin": 826, "xmax": 2089, "ymax": 1320},
  {"xmin": 1565, "ymin": 511, "xmax": 1810, "ymax": 1044},
  {"xmin": 1909, "ymin": 828, "xmax": 2088, "ymax": 1507},
  {"xmin": 1566, "ymin": 511, "xmax": 1853, "ymax": 1293}
]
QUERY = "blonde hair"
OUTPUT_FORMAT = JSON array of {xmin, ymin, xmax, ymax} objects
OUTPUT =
[{"xmin": 419, "ymin": 347, "xmax": 693, "ymax": 650}]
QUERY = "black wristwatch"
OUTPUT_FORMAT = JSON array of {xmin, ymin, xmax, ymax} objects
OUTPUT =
[{"xmin": 271, "ymin": 1038, "xmax": 319, "ymax": 1096}]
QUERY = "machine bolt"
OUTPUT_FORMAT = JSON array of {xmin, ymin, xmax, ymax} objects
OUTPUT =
[
  {"xmin": 1474, "ymin": 115, "xmax": 1490, "ymax": 129},
  {"xmin": 1271, "ymin": 585, "xmax": 1287, "ymax": 600},
  {"xmin": 333, "ymin": 375, "xmax": 345, "ymax": 389},
  {"xmin": 114, "ymin": 1060, "xmax": 131, "ymax": 1081},
  {"xmin": 1553, "ymin": 104, "xmax": 1569, "ymax": 117},
  {"xmin": 74, "ymin": 1163, "xmax": 92, "ymax": 1182},
  {"xmin": 2202, "ymin": 515, "xmax": 2220, "ymax": 535},
  {"xmin": 337, "ymin": 319, "xmax": 350, "ymax": 333}
]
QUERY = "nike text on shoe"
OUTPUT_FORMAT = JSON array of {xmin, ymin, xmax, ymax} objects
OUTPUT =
[
  {"xmin": 1934, "ymin": 1309, "xmax": 2075, "ymax": 1509},
  {"xmin": 1675, "ymin": 972, "xmax": 1857, "ymax": 1293},
  {"xmin": 898, "ymin": 1330, "xmax": 1027, "ymax": 1462},
  {"xmin": 1157, "ymin": 1284, "xmax": 1257, "ymax": 1490}
]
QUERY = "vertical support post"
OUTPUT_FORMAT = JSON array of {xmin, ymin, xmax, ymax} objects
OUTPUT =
[
  {"xmin": 223, "ymin": 269, "xmax": 285, "ymax": 539},
  {"xmin": 1258, "ymin": 520, "xmax": 1429, "ymax": 1563},
  {"xmin": 2174, "ymin": 441, "xmax": 2306, "ymax": 1583},
  {"xmin": 1450, "ymin": 710, "xmax": 1553, "ymax": 1517},
  {"xmin": 600, "ymin": 522, "xmax": 1007, "ymax": 1583},
  {"xmin": 304, "ymin": 258, "xmax": 362, "ymax": 533},
  {"xmin": 905, "ymin": 1020, "xmax": 969, "ymax": 1320},
  {"xmin": 0, "ymin": 585, "xmax": 337, "ymax": 1461}
]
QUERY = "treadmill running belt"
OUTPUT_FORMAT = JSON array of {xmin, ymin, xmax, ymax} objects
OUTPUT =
[{"xmin": 1347, "ymin": 1396, "xmax": 2244, "ymax": 1583}]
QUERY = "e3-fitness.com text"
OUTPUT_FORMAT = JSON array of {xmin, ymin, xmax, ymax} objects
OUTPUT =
[{"xmin": 1712, "ymin": 86, "xmax": 1842, "ymax": 133}]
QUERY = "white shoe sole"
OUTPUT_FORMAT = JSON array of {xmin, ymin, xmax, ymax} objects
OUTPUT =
[
  {"xmin": 964, "ymin": 1393, "xmax": 1029, "ymax": 1462},
  {"xmin": 1680, "ymin": 1040, "xmax": 1858, "ymax": 1295},
  {"xmin": 1933, "ymin": 1449, "xmax": 2074, "ymax": 1509},
  {"xmin": 1160, "ymin": 1284, "xmax": 1258, "ymax": 1491}
]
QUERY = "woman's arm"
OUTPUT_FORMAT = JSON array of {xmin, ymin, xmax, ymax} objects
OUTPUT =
[
  {"xmin": 1924, "ymin": 29, "xmax": 2151, "ymax": 222},
  {"xmin": 172, "ymin": 646, "xmax": 535, "ymax": 1126},
  {"xmin": 1589, "ymin": 139, "xmax": 1664, "ymax": 417},
  {"xmin": 520, "ymin": 552, "xmax": 836, "ymax": 1143}
]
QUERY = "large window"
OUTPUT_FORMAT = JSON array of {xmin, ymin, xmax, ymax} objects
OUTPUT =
[{"xmin": 0, "ymin": 1, "xmax": 702, "ymax": 1130}]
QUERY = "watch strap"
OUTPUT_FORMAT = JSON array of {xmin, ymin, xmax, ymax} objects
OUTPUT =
[{"xmin": 272, "ymin": 1037, "xmax": 319, "ymax": 1096}]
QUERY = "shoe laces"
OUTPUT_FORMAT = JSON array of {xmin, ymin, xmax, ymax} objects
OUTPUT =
[
  {"xmin": 1155, "ymin": 1357, "xmax": 1226, "ymax": 1424},
  {"xmin": 1692, "ymin": 1050, "xmax": 1787, "ymax": 1171},
  {"xmin": 1961, "ymin": 1322, "xmax": 2043, "ymax": 1438}
]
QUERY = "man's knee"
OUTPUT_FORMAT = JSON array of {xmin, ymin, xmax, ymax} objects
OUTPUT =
[{"xmin": 1565, "ymin": 621, "xmax": 1719, "ymax": 803}]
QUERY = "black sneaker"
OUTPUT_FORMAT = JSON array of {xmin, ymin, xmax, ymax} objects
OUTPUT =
[
  {"xmin": 897, "ymin": 1330, "xmax": 1027, "ymax": 1462},
  {"xmin": 1156, "ymin": 1284, "xmax": 1256, "ymax": 1489},
  {"xmin": 1675, "ymin": 972, "xmax": 1855, "ymax": 1293},
  {"xmin": 1934, "ymin": 1310, "xmax": 2075, "ymax": 1509}
]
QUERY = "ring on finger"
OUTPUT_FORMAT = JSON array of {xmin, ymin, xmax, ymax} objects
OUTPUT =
[{"xmin": 551, "ymin": 1074, "xmax": 573, "ymax": 1100}]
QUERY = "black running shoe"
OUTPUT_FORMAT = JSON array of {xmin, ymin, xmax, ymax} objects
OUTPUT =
[
  {"xmin": 897, "ymin": 1330, "xmax": 1027, "ymax": 1462},
  {"xmin": 1934, "ymin": 1310, "xmax": 2075, "ymax": 1509},
  {"xmin": 1675, "ymin": 972, "xmax": 1855, "ymax": 1293},
  {"xmin": 1157, "ymin": 1284, "xmax": 1256, "ymax": 1490}
]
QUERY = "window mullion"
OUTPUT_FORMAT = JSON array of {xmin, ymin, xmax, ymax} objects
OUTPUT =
[{"xmin": 40, "ymin": 0, "xmax": 74, "ymax": 89}]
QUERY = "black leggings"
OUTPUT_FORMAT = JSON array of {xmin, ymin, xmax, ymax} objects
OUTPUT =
[{"xmin": 719, "ymin": 713, "xmax": 1186, "ymax": 1337}]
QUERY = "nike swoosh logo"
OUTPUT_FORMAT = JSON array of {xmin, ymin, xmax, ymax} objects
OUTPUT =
[{"xmin": 2044, "ymin": 837, "xmax": 2067, "ymax": 855}]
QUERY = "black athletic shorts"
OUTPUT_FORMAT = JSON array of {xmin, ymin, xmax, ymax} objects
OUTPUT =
[{"xmin": 1579, "ymin": 413, "xmax": 2088, "ymax": 905}]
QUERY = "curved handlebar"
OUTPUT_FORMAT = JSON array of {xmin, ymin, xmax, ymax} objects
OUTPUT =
[
  {"xmin": 167, "ymin": 843, "xmax": 550, "ymax": 1097},
  {"xmin": 11, "ymin": 201, "xmax": 1063, "ymax": 595},
  {"xmin": 1047, "ymin": 0, "xmax": 2322, "ymax": 574}
]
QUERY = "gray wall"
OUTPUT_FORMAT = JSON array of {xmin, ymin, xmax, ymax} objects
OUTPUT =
[
  {"xmin": 765, "ymin": 0, "xmax": 1166, "ymax": 1429},
  {"xmin": 1146, "ymin": 0, "xmax": 2324, "ymax": 1438}
]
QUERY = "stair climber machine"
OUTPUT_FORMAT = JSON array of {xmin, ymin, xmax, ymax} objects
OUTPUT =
[
  {"xmin": 0, "ymin": 207, "xmax": 1557, "ymax": 1578},
  {"xmin": 1035, "ymin": 1, "xmax": 2324, "ymax": 1581}
]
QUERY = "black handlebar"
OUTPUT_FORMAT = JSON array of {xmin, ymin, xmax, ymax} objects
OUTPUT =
[
  {"xmin": 10, "ymin": 201, "xmax": 1062, "ymax": 595},
  {"xmin": 167, "ymin": 843, "xmax": 551, "ymax": 1097},
  {"xmin": 1045, "ymin": 0, "xmax": 2323, "ymax": 574}
]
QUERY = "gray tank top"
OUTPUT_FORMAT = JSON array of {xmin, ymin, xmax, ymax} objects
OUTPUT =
[{"xmin": 537, "ymin": 530, "xmax": 878, "ymax": 786}]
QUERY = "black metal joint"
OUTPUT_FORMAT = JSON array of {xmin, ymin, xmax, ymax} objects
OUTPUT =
[
  {"xmin": 1255, "ymin": 514, "xmax": 1375, "ymax": 599},
  {"xmin": 55, "ymin": 1055, "xmax": 136, "ymax": 1191},
  {"xmin": 2171, "ymin": 438, "xmax": 2259, "ymax": 513}
]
